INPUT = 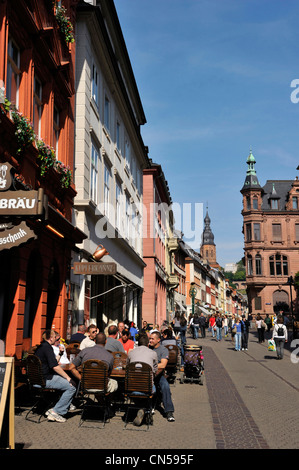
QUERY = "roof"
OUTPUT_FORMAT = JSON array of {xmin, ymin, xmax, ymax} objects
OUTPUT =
[{"xmin": 261, "ymin": 180, "xmax": 293, "ymax": 211}]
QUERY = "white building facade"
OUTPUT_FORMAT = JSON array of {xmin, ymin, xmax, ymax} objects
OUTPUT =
[{"xmin": 70, "ymin": 1, "xmax": 149, "ymax": 332}]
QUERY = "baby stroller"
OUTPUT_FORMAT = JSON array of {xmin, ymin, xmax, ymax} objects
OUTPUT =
[{"xmin": 180, "ymin": 344, "xmax": 204, "ymax": 385}]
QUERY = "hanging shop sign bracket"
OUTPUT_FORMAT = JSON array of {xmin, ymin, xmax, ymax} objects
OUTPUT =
[{"xmin": 72, "ymin": 262, "xmax": 117, "ymax": 275}]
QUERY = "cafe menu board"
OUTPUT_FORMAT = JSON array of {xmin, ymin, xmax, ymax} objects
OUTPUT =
[{"xmin": 0, "ymin": 357, "xmax": 14, "ymax": 449}]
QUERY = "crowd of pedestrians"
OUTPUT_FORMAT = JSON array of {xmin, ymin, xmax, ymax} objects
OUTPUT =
[{"xmin": 184, "ymin": 309, "xmax": 290, "ymax": 359}]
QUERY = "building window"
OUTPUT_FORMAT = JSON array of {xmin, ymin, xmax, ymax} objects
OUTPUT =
[
  {"xmin": 253, "ymin": 223, "xmax": 260, "ymax": 241},
  {"xmin": 246, "ymin": 223, "xmax": 252, "ymax": 241},
  {"xmin": 255, "ymin": 255, "xmax": 262, "ymax": 275},
  {"xmin": 104, "ymin": 163, "xmax": 110, "ymax": 217},
  {"xmin": 6, "ymin": 37, "xmax": 20, "ymax": 107},
  {"xmin": 90, "ymin": 141, "xmax": 99, "ymax": 204},
  {"xmin": 116, "ymin": 121, "xmax": 121, "ymax": 152},
  {"xmin": 125, "ymin": 138, "xmax": 130, "ymax": 170},
  {"xmin": 253, "ymin": 198, "xmax": 258, "ymax": 210},
  {"xmin": 104, "ymin": 95, "xmax": 110, "ymax": 131},
  {"xmin": 271, "ymin": 199, "xmax": 279, "ymax": 209},
  {"xmin": 246, "ymin": 196, "xmax": 251, "ymax": 210},
  {"xmin": 292, "ymin": 197, "xmax": 298, "ymax": 209},
  {"xmin": 247, "ymin": 255, "xmax": 253, "ymax": 275},
  {"xmin": 125, "ymin": 194, "xmax": 130, "ymax": 240},
  {"xmin": 296, "ymin": 224, "xmax": 299, "ymax": 241},
  {"xmin": 254, "ymin": 296, "xmax": 262, "ymax": 310},
  {"xmin": 269, "ymin": 254, "xmax": 288, "ymax": 276},
  {"xmin": 53, "ymin": 105, "xmax": 60, "ymax": 158},
  {"xmin": 115, "ymin": 179, "xmax": 122, "ymax": 231},
  {"xmin": 272, "ymin": 224, "xmax": 282, "ymax": 241},
  {"xmin": 91, "ymin": 64, "xmax": 99, "ymax": 106},
  {"xmin": 33, "ymin": 76, "xmax": 43, "ymax": 138}
]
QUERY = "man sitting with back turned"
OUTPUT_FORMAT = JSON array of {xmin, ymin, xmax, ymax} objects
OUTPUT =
[
  {"xmin": 105, "ymin": 325, "xmax": 125, "ymax": 353},
  {"xmin": 69, "ymin": 324, "xmax": 86, "ymax": 343},
  {"xmin": 149, "ymin": 331, "xmax": 175, "ymax": 422},
  {"xmin": 69, "ymin": 332, "xmax": 118, "ymax": 394},
  {"xmin": 126, "ymin": 334, "xmax": 158, "ymax": 426}
]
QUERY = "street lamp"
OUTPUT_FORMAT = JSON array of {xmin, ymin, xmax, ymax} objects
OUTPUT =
[{"xmin": 189, "ymin": 283, "xmax": 197, "ymax": 316}]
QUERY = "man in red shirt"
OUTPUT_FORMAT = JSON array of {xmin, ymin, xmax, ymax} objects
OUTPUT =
[{"xmin": 118, "ymin": 328, "xmax": 135, "ymax": 354}]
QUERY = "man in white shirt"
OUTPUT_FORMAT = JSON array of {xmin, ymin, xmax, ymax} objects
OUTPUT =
[{"xmin": 79, "ymin": 324, "xmax": 98, "ymax": 350}]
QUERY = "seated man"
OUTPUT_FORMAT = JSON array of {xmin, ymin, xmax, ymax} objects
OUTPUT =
[
  {"xmin": 69, "ymin": 332, "xmax": 118, "ymax": 394},
  {"xmin": 79, "ymin": 324, "xmax": 98, "ymax": 350},
  {"xmin": 149, "ymin": 331, "xmax": 175, "ymax": 422},
  {"xmin": 35, "ymin": 329, "xmax": 77, "ymax": 423},
  {"xmin": 161, "ymin": 328, "xmax": 178, "ymax": 346},
  {"xmin": 105, "ymin": 325, "xmax": 125, "ymax": 353},
  {"xmin": 118, "ymin": 328, "xmax": 135, "ymax": 354},
  {"xmin": 127, "ymin": 334, "xmax": 158, "ymax": 426},
  {"xmin": 69, "ymin": 324, "xmax": 86, "ymax": 343}
]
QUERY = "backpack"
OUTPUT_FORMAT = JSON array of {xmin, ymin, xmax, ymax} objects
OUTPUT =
[
  {"xmin": 277, "ymin": 325, "xmax": 284, "ymax": 336},
  {"xmin": 216, "ymin": 318, "xmax": 222, "ymax": 327}
]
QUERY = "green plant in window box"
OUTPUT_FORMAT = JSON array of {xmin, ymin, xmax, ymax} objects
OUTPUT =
[
  {"xmin": 11, "ymin": 109, "xmax": 36, "ymax": 156},
  {"xmin": 55, "ymin": 4, "xmax": 75, "ymax": 44},
  {"xmin": 36, "ymin": 139, "xmax": 55, "ymax": 176},
  {"xmin": 53, "ymin": 160, "xmax": 72, "ymax": 189}
]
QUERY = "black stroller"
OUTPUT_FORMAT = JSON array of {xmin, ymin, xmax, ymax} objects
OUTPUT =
[{"xmin": 180, "ymin": 344, "xmax": 204, "ymax": 385}]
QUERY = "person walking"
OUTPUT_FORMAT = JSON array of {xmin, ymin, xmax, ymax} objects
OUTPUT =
[
  {"xmin": 255, "ymin": 314, "xmax": 265, "ymax": 343},
  {"xmin": 215, "ymin": 314, "xmax": 223, "ymax": 342},
  {"xmin": 223, "ymin": 315, "xmax": 228, "ymax": 337},
  {"xmin": 272, "ymin": 315, "xmax": 288, "ymax": 360},
  {"xmin": 199, "ymin": 313, "xmax": 206, "ymax": 338},
  {"xmin": 191, "ymin": 314, "xmax": 200, "ymax": 339},
  {"xmin": 241, "ymin": 315, "xmax": 250, "ymax": 350},
  {"xmin": 209, "ymin": 314, "xmax": 216, "ymax": 338},
  {"xmin": 232, "ymin": 317, "xmax": 242, "ymax": 351},
  {"xmin": 264, "ymin": 314, "xmax": 272, "ymax": 333}
]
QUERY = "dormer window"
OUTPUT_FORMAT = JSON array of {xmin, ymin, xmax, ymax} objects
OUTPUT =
[
  {"xmin": 292, "ymin": 196, "xmax": 298, "ymax": 209},
  {"xmin": 271, "ymin": 199, "xmax": 278, "ymax": 209}
]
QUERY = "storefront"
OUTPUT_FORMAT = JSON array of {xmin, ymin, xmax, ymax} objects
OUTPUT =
[{"xmin": 0, "ymin": 162, "xmax": 86, "ymax": 358}]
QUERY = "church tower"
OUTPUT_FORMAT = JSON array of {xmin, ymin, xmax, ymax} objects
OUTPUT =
[{"xmin": 200, "ymin": 205, "xmax": 217, "ymax": 265}]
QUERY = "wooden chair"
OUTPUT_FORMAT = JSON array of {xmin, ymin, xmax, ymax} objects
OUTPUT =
[
  {"xmin": 164, "ymin": 344, "xmax": 179, "ymax": 384},
  {"xmin": 79, "ymin": 359, "xmax": 110, "ymax": 428},
  {"xmin": 123, "ymin": 361, "xmax": 154, "ymax": 431},
  {"xmin": 25, "ymin": 354, "xmax": 60, "ymax": 423},
  {"xmin": 66, "ymin": 343, "xmax": 80, "ymax": 361}
]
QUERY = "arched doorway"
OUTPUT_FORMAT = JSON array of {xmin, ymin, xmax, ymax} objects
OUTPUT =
[
  {"xmin": 273, "ymin": 290, "xmax": 289, "ymax": 313},
  {"xmin": 46, "ymin": 260, "xmax": 60, "ymax": 330}
]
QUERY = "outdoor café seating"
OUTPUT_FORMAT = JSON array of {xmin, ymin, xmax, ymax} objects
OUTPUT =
[
  {"xmin": 79, "ymin": 359, "xmax": 110, "ymax": 428},
  {"xmin": 123, "ymin": 361, "xmax": 155, "ymax": 431},
  {"xmin": 66, "ymin": 343, "xmax": 81, "ymax": 361},
  {"xmin": 24, "ymin": 354, "xmax": 61, "ymax": 423},
  {"xmin": 164, "ymin": 344, "xmax": 179, "ymax": 384}
]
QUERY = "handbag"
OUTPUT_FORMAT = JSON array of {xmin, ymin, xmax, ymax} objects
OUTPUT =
[{"xmin": 232, "ymin": 326, "xmax": 237, "ymax": 334}]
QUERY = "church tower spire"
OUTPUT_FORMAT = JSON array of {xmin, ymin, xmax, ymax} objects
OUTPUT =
[{"xmin": 200, "ymin": 204, "xmax": 217, "ymax": 265}]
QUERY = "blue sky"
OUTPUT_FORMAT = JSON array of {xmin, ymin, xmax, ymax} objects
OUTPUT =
[{"xmin": 114, "ymin": 0, "xmax": 299, "ymax": 268}]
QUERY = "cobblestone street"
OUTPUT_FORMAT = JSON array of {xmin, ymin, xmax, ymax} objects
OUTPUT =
[{"xmin": 13, "ymin": 328, "xmax": 299, "ymax": 452}]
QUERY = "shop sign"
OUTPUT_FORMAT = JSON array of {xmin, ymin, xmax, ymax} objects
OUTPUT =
[
  {"xmin": 0, "ymin": 220, "xmax": 37, "ymax": 250},
  {"xmin": 0, "ymin": 190, "xmax": 45, "ymax": 216},
  {"xmin": 72, "ymin": 262, "xmax": 117, "ymax": 275}
]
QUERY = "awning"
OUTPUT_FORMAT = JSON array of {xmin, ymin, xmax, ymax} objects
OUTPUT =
[
  {"xmin": 199, "ymin": 306, "xmax": 211, "ymax": 315},
  {"xmin": 175, "ymin": 300, "xmax": 187, "ymax": 312}
]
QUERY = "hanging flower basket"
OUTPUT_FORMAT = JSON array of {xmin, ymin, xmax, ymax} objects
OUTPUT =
[
  {"xmin": 55, "ymin": 4, "xmax": 75, "ymax": 44},
  {"xmin": 53, "ymin": 160, "xmax": 72, "ymax": 189},
  {"xmin": 11, "ymin": 109, "xmax": 36, "ymax": 156},
  {"xmin": 36, "ymin": 139, "xmax": 55, "ymax": 176}
]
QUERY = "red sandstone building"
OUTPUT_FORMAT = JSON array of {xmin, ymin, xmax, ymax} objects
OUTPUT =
[
  {"xmin": 0, "ymin": 0, "xmax": 85, "ymax": 357},
  {"xmin": 241, "ymin": 150, "xmax": 298, "ymax": 318},
  {"xmin": 142, "ymin": 161, "xmax": 172, "ymax": 327}
]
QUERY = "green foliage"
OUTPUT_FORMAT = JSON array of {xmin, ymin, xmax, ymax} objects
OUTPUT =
[
  {"xmin": 11, "ymin": 109, "xmax": 36, "ymax": 156},
  {"xmin": 55, "ymin": 4, "xmax": 75, "ymax": 44},
  {"xmin": 36, "ymin": 140, "xmax": 55, "ymax": 176}
]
